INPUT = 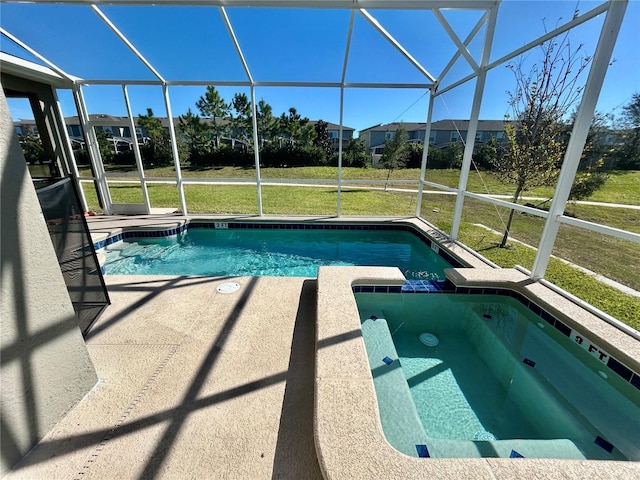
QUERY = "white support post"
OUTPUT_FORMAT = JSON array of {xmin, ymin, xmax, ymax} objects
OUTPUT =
[
  {"xmin": 123, "ymin": 85, "xmax": 151, "ymax": 213},
  {"xmin": 53, "ymin": 88, "xmax": 88, "ymax": 211},
  {"xmin": 162, "ymin": 85, "xmax": 187, "ymax": 215},
  {"xmin": 416, "ymin": 90, "xmax": 435, "ymax": 217},
  {"xmin": 337, "ymin": 11, "xmax": 355, "ymax": 218},
  {"xmin": 221, "ymin": 6, "xmax": 262, "ymax": 215},
  {"xmin": 450, "ymin": 4, "xmax": 498, "ymax": 240},
  {"xmin": 250, "ymin": 86, "xmax": 263, "ymax": 216},
  {"xmin": 74, "ymin": 85, "xmax": 112, "ymax": 214},
  {"xmin": 337, "ymin": 86, "xmax": 345, "ymax": 217},
  {"xmin": 531, "ymin": 0, "xmax": 627, "ymax": 280}
]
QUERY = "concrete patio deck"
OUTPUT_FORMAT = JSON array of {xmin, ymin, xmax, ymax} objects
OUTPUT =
[
  {"xmin": 4, "ymin": 274, "xmax": 323, "ymax": 479},
  {"xmin": 4, "ymin": 214, "xmax": 639, "ymax": 479}
]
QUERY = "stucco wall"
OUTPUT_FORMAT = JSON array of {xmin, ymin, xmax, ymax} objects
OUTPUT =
[{"xmin": 0, "ymin": 88, "xmax": 97, "ymax": 475}]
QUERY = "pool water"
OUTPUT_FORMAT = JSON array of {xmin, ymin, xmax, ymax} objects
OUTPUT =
[
  {"xmin": 101, "ymin": 228, "xmax": 451, "ymax": 278},
  {"xmin": 356, "ymin": 293, "xmax": 640, "ymax": 460}
]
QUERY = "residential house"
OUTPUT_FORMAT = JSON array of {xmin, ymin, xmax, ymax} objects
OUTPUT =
[
  {"xmin": 309, "ymin": 120, "xmax": 355, "ymax": 153},
  {"xmin": 358, "ymin": 120, "xmax": 511, "ymax": 166},
  {"xmin": 14, "ymin": 115, "xmax": 355, "ymax": 155}
]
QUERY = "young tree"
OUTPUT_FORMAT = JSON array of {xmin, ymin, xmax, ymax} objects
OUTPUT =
[
  {"xmin": 380, "ymin": 125, "xmax": 409, "ymax": 190},
  {"xmin": 95, "ymin": 129, "xmax": 115, "ymax": 164},
  {"xmin": 19, "ymin": 134, "xmax": 48, "ymax": 164},
  {"xmin": 195, "ymin": 86, "xmax": 229, "ymax": 148},
  {"xmin": 614, "ymin": 92, "xmax": 640, "ymax": 169},
  {"xmin": 179, "ymin": 108, "xmax": 212, "ymax": 166},
  {"xmin": 342, "ymin": 138, "xmax": 370, "ymax": 168},
  {"xmin": 313, "ymin": 120, "xmax": 333, "ymax": 161},
  {"xmin": 277, "ymin": 107, "xmax": 314, "ymax": 146},
  {"xmin": 256, "ymin": 99, "xmax": 276, "ymax": 146},
  {"xmin": 491, "ymin": 28, "xmax": 591, "ymax": 247},
  {"xmin": 230, "ymin": 93, "xmax": 252, "ymax": 151},
  {"xmin": 138, "ymin": 108, "xmax": 174, "ymax": 166}
]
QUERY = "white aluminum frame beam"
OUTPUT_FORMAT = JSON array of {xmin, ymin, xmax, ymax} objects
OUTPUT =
[
  {"xmin": 436, "ymin": 1, "xmax": 610, "ymax": 97},
  {"xmin": 0, "ymin": 28, "xmax": 75, "ymax": 83},
  {"xmin": 531, "ymin": 0, "xmax": 628, "ymax": 280},
  {"xmin": 122, "ymin": 84, "xmax": 151, "ymax": 213},
  {"xmin": 450, "ymin": 3, "xmax": 498, "ymax": 240},
  {"xmin": 559, "ymin": 215, "xmax": 640, "ymax": 244},
  {"xmin": 74, "ymin": 85, "xmax": 113, "ymax": 214},
  {"xmin": 91, "ymin": 5, "xmax": 166, "ymax": 83},
  {"xmin": 359, "ymin": 9, "xmax": 436, "ymax": 83},
  {"xmin": 415, "ymin": 90, "xmax": 435, "ymax": 216},
  {"xmin": 220, "ymin": 6, "xmax": 254, "ymax": 84},
  {"xmin": 162, "ymin": 84, "xmax": 188, "ymax": 214},
  {"xmin": 220, "ymin": 6, "xmax": 263, "ymax": 214},
  {"xmin": 337, "ymin": 11, "xmax": 355, "ymax": 217},
  {"xmin": 80, "ymin": 80, "xmax": 435, "ymax": 88},
  {"xmin": 16, "ymin": 1, "xmax": 497, "ymax": 9},
  {"xmin": 436, "ymin": 10, "xmax": 488, "ymax": 84},
  {"xmin": 53, "ymin": 88, "xmax": 89, "ymax": 211},
  {"xmin": 433, "ymin": 9, "xmax": 480, "ymax": 74}
]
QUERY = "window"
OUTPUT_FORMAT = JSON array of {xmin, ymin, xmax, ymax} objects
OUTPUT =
[
  {"xmin": 68, "ymin": 125, "xmax": 82, "ymax": 137},
  {"xmin": 429, "ymin": 132, "xmax": 436, "ymax": 144},
  {"xmin": 475, "ymin": 131, "xmax": 483, "ymax": 142},
  {"xmin": 450, "ymin": 131, "xmax": 461, "ymax": 142},
  {"xmin": 328, "ymin": 131, "xmax": 338, "ymax": 139},
  {"xmin": 385, "ymin": 131, "xmax": 395, "ymax": 140},
  {"xmin": 496, "ymin": 131, "xmax": 506, "ymax": 141}
]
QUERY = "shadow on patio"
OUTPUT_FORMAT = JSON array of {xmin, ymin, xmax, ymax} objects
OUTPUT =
[{"xmin": 4, "ymin": 275, "xmax": 327, "ymax": 479}]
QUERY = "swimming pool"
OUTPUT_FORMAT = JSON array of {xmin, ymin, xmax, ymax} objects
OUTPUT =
[
  {"xmin": 355, "ymin": 291, "xmax": 640, "ymax": 461},
  {"xmin": 99, "ymin": 223, "xmax": 456, "ymax": 278}
]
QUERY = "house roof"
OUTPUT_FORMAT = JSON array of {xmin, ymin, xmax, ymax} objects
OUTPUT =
[
  {"xmin": 14, "ymin": 115, "xmax": 355, "ymax": 131},
  {"xmin": 359, "ymin": 119, "xmax": 514, "ymax": 134},
  {"xmin": 309, "ymin": 120, "xmax": 355, "ymax": 132}
]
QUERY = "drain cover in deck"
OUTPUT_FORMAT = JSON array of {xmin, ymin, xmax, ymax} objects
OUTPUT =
[{"xmin": 217, "ymin": 282, "xmax": 240, "ymax": 294}]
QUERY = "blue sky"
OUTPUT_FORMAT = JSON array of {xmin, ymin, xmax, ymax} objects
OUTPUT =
[{"xmin": 3, "ymin": 1, "xmax": 639, "ymax": 135}]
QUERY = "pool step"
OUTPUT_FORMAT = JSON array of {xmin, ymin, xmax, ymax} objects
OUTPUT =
[{"xmin": 361, "ymin": 318, "xmax": 429, "ymax": 457}]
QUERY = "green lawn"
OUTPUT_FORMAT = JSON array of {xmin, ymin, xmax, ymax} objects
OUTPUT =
[
  {"xmin": 80, "ymin": 165, "xmax": 639, "ymax": 206},
  {"xmin": 81, "ymin": 167, "xmax": 640, "ymax": 328}
]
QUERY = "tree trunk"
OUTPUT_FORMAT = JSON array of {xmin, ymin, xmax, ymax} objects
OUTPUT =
[
  {"xmin": 384, "ymin": 168, "xmax": 393, "ymax": 191},
  {"xmin": 499, "ymin": 184, "xmax": 523, "ymax": 248}
]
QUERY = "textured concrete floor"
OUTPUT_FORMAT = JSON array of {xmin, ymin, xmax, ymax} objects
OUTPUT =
[{"xmin": 4, "ymin": 275, "xmax": 323, "ymax": 480}]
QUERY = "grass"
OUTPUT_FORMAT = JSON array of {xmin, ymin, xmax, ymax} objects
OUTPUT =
[
  {"xmin": 80, "ymin": 165, "xmax": 639, "ymax": 205},
  {"xmin": 456, "ymin": 225, "xmax": 640, "ymax": 330},
  {"xmin": 81, "ymin": 167, "xmax": 640, "ymax": 328}
]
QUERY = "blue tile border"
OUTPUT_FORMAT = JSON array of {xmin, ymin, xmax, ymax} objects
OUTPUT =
[{"xmin": 352, "ymin": 284, "xmax": 640, "ymax": 395}]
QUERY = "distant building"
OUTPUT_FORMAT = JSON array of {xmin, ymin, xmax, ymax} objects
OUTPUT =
[
  {"xmin": 309, "ymin": 120, "xmax": 355, "ymax": 153},
  {"xmin": 13, "ymin": 115, "xmax": 355, "ymax": 155},
  {"xmin": 358, "ymin": 120, "xmax": 512, "ymax": 166}
]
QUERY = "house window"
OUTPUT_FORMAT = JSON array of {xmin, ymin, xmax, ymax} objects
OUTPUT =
[
  {"xmin": 385, "ymin": 131, "xmax": 395, "ymax": 140},
  {"xmin": 429, "ymin": 132, "xmax": 436, "ymax": 143},
  {"xmin": 496, "ymin": 131, "xmax": 506, "ymax": 141},
  {"xmin": 450, "ymin": 131, "xmax": 461, "ymax": 142},
  {"xmin": 328, "ymin": 131, "xmax": 338, "ymax": 139},
  {"xmin": 475, "ymin": 131, "xmax": 483, "ymax": 142},
  {"xmin": 374, "ymin": 147, "xmax": 384, "ymax": 155},
  {"xmin": 68, "ymin": 125, "xmax": 82, "ymax": 137}
]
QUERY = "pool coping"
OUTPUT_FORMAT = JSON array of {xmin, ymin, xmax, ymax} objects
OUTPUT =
[{"xmin": 314, "ymin": 266, "xmax": 640, "ymax": 480}]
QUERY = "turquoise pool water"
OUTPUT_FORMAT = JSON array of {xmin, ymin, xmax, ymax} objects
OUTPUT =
[
  {"xmin": 101, "ymin": 228, "xmax": 451, "ymax": 278},
  {"xmin": 356, "ymin": 293, "xmax": 640, "ymax": 460}
]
